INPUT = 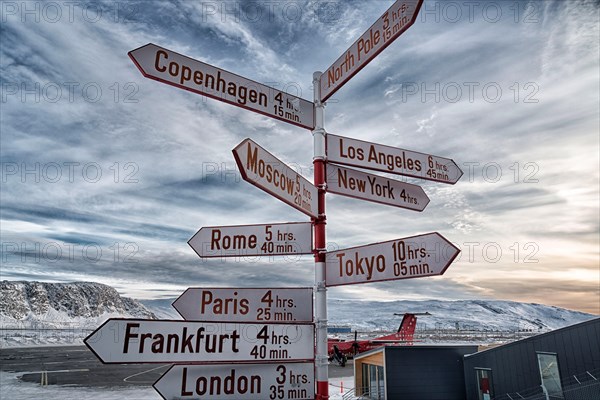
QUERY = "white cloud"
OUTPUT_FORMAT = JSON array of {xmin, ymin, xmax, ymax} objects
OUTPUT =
[{"xmin": 1, "ymin": 0, "xmax": 598, "ymax": 314}]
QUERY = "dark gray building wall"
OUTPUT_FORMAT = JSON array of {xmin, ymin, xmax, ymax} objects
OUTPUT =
[
  {"xmin": 463, "ymin": 318, "xmax": 600, "ymax": 400},
  {"xmin": 384, "ymin": 345, "xmax": 478, "ymax": 400}
]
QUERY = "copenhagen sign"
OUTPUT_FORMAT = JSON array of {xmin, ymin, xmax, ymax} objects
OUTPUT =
[
  {"xmin": 326, "ymin": 164, "xmax": 429, "ymax": 211},
  {"xmin": 233, "ymin": 138, "xmax": 318, "ymax": 218},
  {"xmin": 320, "ymin": 0, "xmax": 423, "ymax": 101},
  {"xmin": 129, "ymin": 43, "xmax": 315, "ymax": 130},
  {"xmin": 325, "ymin": 232, "xmax": 460, "ymax": 286},
  {"xmin": 327, "ymin": 133, "xmax": 463, "ymax": 184},
  {"xmin": 154, "ymin": 362, "xmax": 315, "ymax": 400},
  {"xmin": 85, "ymin": 319, "xmax": 314, "ymax": 364},
  {"xmin": 188, "ymin": 222, "xmax": 313, "ymax": 258},
  {"xmin": 173, "ymin": 287, "xmax": 314, "ymax": 323}
]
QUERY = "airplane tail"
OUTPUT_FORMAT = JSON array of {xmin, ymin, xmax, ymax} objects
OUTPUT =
[
  {"xmin": 375, "ymin": 313, "xmax": 419, "ymax": 344},
  {"xmin": 397, "ymin": 313, "xmax": 418, "ymax": 343}
]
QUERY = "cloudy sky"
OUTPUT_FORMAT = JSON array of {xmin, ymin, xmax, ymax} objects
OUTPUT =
[{"xmin": 1, "ymin": 0, "xmax": 598, "ymax": 314}]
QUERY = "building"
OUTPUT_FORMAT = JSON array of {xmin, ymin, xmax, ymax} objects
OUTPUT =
[
  {"xmin": 351, "ymin": 318, "xmax": 599, "ymax": 400},
  {"xmin": 463, "ymin": 317, "xmax": 600, "ymax": 400},
  {"xmin": 354, "ymin": 345, "xmax": 478, "ymax": 399}
]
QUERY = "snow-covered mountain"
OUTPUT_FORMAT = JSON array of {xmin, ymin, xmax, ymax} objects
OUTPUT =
[
  {"xmin": 137, "ymin": 297, "xmax": 596, "ymax": 333},
  {"xmin": 0, "ymin": 280, "xmax": 595, "ymax": 348},
  {"xmin": 325, "ymin": 298, "xmax": 595, "ymax": 332},
  {"xmin": 139, "ymin": 298, "xmax": 182, "ymax": 320},
  {"xmin": 0, "ymin": 280, "xmax": 156, "ymax": 329}
]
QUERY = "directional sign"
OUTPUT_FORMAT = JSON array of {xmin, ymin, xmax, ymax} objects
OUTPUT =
[
  {"xmin": 325, "ymin": 232, "xmax": 460, "ymax": 287},
  {"xmin": 320, "ymin": 0, "xmax": 423, "ymax": 101},
  {"xmin": 327, "ymin": 134, "xmax": 463, "ymax": 184},
  {"xmin": 326, "ymin": 164, "xmax": 429, "ymax": 211},
  {"xmin": 233, "ymin": 139, "xmax": 318, "ymax": 218},
  {"xmin": 85, "ymin": 319, "xmax": 314, "ymax": 364},
  {"xmin": 129, "ymin": 43, "xmax": 315, "ymax": 130},
  {"xmin": 173, "ymin": 288, "xmax": 313, "ymax": 323},
  {"xmin": 188, "ymin": 222, "xmax": 312, "ymax": 258},
  {"xmin": 154, "ymin": 362, "xmax": 315, "ymax": 400}
]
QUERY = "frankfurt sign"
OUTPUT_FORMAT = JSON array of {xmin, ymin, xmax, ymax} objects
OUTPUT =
[{"xmin": 85, "ymin": 319, "xmax": 314, "ymax": 364}]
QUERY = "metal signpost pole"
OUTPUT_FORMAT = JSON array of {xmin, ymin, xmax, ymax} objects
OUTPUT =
[{"xmin": 312, "ymin": 71, "xmax": 328, "ymax": 400}]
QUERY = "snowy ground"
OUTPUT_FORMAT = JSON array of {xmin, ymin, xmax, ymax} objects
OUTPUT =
[
  {"xmin": 1, "ymin": 329, "xmax": 90, "ymax": 348},
  {"xmin": 1, "ymin": 370, "xmax": 355, "ymax": 400},
  {"xmin": 1, "ymin": 371, "xmax": 158, "ymax": 400},
  {"xmin": 329, "ymin": 376, "xmax": 356, "ymax": 399}
]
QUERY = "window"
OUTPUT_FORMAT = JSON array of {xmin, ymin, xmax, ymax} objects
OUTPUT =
[
  {"xmin": 536, "ymin": 352, "xmax": 564, "ymax": 399},
  {"xmin": 475, "ymin": 368, "xmax": 494, "ymax": 400},
  {"xmin": 370, "ymin": 364, "xmax": 377, "ymax": 396},
  {"xmin": 361, "ymin": 363, "xmax": 385, "ymax": 399},
  {"xmin": 377, "ymin": 365, "xmax": 384, "ymax": 397}
]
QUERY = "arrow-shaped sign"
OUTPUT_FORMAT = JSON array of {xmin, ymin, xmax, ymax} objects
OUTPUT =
[
  {"xmin": 325, "ymin": 232, "xmax": 460, "ymax": 287},
  {"xmin": 85, "ymin": 319, "xmax": 314, "ymax": 364},
  {"xmin": 173, "ymin": 288, "xmax": 313, "ymax": 323},
  {"xmin": 129, "ymin": 43, "xmax": 315, "ymax": 130},
  {"xmin": 320, "ymin": 0, "xmax": 423, "ymax": 102},
  {"xmin": 188, "ymin": 222, "xmax": 313, "ymax": 258},
  {"xmin": 154, "ymin": 363, "xmax": 315, "ymax": 400},
  {"xmin": 233, "ymin": 139, "xmax": 318, "ymax": 218},
  {"xmin": 326, "ymin": 164, "xmax": 429, "ymax": 211},
  {"xmin": 327, "ymin": 134, "xmax": 463, "ymax": 184}
]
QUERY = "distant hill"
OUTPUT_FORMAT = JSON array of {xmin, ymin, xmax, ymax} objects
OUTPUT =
[
  {"xmin": 325, "ymin": 298, "xmax": 595, "ymax": 332},
  {"xmin": 137, "ymin": 297, "xmax": 596, "ymax": 333},
  {"xmin": 0, "ymin": 280, "xmax": 595, "ymax": 348},
  {"xmin": 0, "ymin": 280, "xmax": 156, "ymax": 330}
]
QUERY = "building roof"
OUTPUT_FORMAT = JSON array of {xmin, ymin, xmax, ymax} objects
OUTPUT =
[
  {"xmin": 355, "ymin": 344, "xmax": 479, "ymax": 360},
  {"xmin": 464, "ymin": 317, "xmax": 600, "ymax": 358}
]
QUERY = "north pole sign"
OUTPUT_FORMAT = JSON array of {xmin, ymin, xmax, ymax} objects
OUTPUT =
[
  {"xmin": 153, "ymin": 362, "xmax": 315, "ymax": 400},
  {"xmin": 233, "ymin": 139, "xmax": 318, "ymax": 218},
  {"xmin": 326, "ymin": 164, "xmax": 429, "ymax": 211},
  {"xmin": 325, "ymin": 232, "xmax": 460, "ymax": 286},
  {"xmin": 85, "ymin": 319, "xmax": 314, "ymax": 364},
  {"xmin": 129, "ymin": 43, "xmax": 315, "ymax": 130},
  {"xmin": 327, "ymin": 134, "xmax": 463, "ymax": 184},
  {"xmin": 188, "ymin": 222, "xmax": 313, "ymax": 258},
  {"xmin": 173, "ymin": 288, "xmax": 313, "ymax": 323},
  {"xmin": 320, "ymin": 0, "xmax": 423, "ymax": 101}
]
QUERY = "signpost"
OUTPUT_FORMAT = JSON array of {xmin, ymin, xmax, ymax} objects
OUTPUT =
[
  {"xmin": 233, "ymin": 138, "xmax": 318, "ymax": 218},
  {"xmin": 327, "ymin": 133, "xmax": 463, "ymax": 184},
  {"xmin": 85, "ymin": 319, "xmax": 314, "ymax": 364},
  {"xmin": 129, "ymin": 43, "xmax": 315, "ymax": 130},
  {"xmin": 154, "ymin": 362, "xmax": 314, "ymax": 400},
  {"xmin": 173, "ymin": 288, "xmax": 313, "ymax": 323},
  {"xmin": 325, "ymin": 232, "xmax": 460, "ymax": 287},
  {"xmin": 320, "ymin": 0, "xmax": 424, "ymax": 101},
  {"xmin": 326, "ymin": 164, "xmax": 429, "ymax": 211},
  {"xmin": 114, "ymin": 4, "xmax": 458, "ymax": 400},
  {"xmin": 188, "ymin": 222, "xmax": 313, "ymax": 258}
]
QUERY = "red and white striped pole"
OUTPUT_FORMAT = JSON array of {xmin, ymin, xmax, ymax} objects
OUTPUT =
[{"xmin": 312, "ymin": 71, "xmax": 328, "ymax": 400}]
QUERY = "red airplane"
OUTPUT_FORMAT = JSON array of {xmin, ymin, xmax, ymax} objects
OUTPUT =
[{"xmin": 328, "ymin": 312, "xmax": 430, "ymax": 363}]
